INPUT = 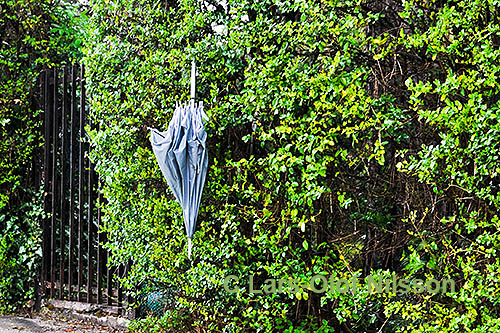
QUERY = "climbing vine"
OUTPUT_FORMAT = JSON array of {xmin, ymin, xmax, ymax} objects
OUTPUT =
[
  {"xmin": 0, "ymin": 0, "xmax": 85, "ymax": 312},
  {"xmin": 83, "ymin": 0, "xmax": 500, "ymax": 331}
]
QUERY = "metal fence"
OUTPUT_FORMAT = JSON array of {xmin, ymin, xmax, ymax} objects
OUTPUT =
[{"xmin": 41, "ymin": 65, "xmax": 128, "ymax": 310}]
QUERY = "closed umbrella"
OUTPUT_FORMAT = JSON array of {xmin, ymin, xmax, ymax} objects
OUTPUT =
[{"xmin": 149, "ymin": 61, "xmax": 208, "ymax": 258}]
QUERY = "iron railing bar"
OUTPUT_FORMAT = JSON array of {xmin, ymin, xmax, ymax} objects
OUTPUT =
[
  {"xmin": 97, "ymin": 176, "xmax": 103, "ymax": 304},
  {"xmin": 59, "ymin": 66, "xmax": 68, "ymax": 299},
  {"xmin": 78, "ymin": 64, "xmax": 85, "ymax": 302},
  {"xmin": 68, "ymin": 65, "xmax": 78, "ymax": 300},
  {"xmin": 107, "ymin": 252, "xmax": 113, "ymax": 305},
  {"xmin": 87, "ymin": 94, "xmax": 95, "ymax": 303},
  {"xmin": 42, "ymin": 69, "xmax": 50, "ymax": 296},
  {"xmin": 50, "ymin": 68, "xmax": 58, "ymax": 299},
  {"xmin": 117, "ymin": 264, "xmax": 123, "ymax": 309}
]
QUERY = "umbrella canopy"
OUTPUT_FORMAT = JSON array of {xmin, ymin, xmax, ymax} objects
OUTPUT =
[{"xmin": 150, "ymin": 101, "xmax": 208, "ymax": 258}]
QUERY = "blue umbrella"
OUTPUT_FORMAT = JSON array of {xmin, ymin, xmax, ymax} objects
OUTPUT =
[{"xmin": 149, "ymin": 61, "xmax": 208, "ymax": 258}]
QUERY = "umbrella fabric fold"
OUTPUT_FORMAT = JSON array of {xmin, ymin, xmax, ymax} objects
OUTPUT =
[{"xmin": 150, "ymin": 101, "xmax": 208, "ymax": 258}]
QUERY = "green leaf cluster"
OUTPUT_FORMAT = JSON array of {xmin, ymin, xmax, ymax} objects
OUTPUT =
[
  {"xmin": 0, "ymin": 0, "xmax": 85, "ymax": 312},
  {"xmin": 83, "ymin": 0, "xmax": 500, "ymax": 331}
]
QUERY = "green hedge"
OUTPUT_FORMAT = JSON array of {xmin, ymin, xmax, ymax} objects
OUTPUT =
[
  {"xmin": 83, "ymin": 0, "xmax": 500, "ymax": 331},
  {"xmin": 0, "ymin": 0, "xmax": 84, "ymax": 312}
]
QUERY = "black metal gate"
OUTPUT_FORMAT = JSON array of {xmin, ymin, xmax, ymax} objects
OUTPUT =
[{"xmin": 40, "ymin": 65, "xmax": 128, "ymax": 310}]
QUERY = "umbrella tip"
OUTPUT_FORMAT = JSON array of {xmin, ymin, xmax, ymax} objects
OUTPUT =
[{"xmin": 188, "ymin": 237, "xmax": 192, "ymax": 259}]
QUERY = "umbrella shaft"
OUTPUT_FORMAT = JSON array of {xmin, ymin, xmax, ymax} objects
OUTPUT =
[{"xmin": 190, "ymin": 60, "xmax": 196, "ymax": 101}]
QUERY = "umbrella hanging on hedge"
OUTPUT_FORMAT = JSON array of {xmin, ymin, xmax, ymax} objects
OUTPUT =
[{"xmin": 149, "ymin": 61, "xmax": 208, "ymax": 258}]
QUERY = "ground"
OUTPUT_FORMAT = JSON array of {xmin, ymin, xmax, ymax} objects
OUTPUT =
[{"xmin": 0, "ymin": 314, "xmax": 116, "ymax": 332}]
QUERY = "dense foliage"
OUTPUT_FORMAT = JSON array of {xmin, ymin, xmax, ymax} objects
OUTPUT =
[
  {"xmin": 0, "ymin": 0, "xmax": 83, "ymax": 312},
  {"xmin": 82, "ymin": 0, "xmax": 500, "ymax": 331}
]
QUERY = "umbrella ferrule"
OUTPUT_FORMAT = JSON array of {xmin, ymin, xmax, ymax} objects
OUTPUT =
[{"xmin": 188, "ymin": 237, "xmax": 192, "ymax": 259}]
